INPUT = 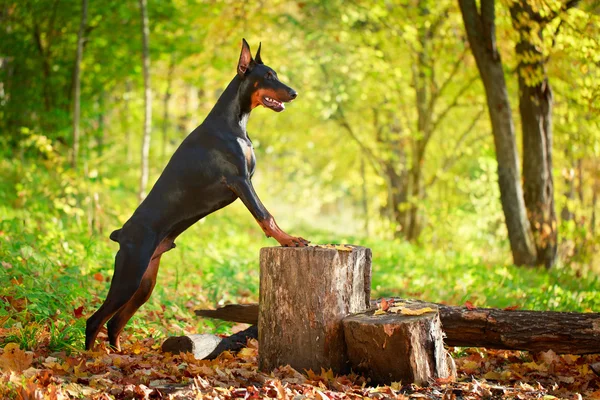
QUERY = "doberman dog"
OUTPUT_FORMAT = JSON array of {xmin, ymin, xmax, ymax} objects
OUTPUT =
[{"xmin": 85, "ymin": 39, "xmax": 309, "ymax": 351}]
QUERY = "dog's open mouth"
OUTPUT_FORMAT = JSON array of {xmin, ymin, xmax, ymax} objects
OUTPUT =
[{"xmin": 262, "ymin": 96, "xmax": 286, "ymax": 112}]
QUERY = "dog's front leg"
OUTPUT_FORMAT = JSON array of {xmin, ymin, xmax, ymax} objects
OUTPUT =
[{"xmin": 227, "ymin": 178, "xmax": 309, "ymax": 247}]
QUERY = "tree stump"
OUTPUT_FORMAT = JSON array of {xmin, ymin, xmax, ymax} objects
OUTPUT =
[
  {"xmin": 343, "ymin": 307, "xmax": 455, "ymax": 385},
  {"xmin": 258, "ymin": 246, "xmax": 371, "ymax": 374}
]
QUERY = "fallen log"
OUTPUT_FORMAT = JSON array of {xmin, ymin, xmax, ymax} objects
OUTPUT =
[
  {"xmin": 195, "ymin": 304, "xmax": 258, "ymax": 325},
  {"xmin": 196, "ymin": 299, "xmax": 600, "ymax": 354},
  {"xmin": 258, "ymin": 246, "xmax": 372, "ymax": 374},
  {"xmin": 161, "ymin": 325, "xmax": 257, "ymax": 360}
]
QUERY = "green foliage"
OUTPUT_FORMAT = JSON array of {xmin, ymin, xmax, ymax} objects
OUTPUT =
[{"xmin": 1, "ymin": 156, "xmax": 598, "ymax": 353}]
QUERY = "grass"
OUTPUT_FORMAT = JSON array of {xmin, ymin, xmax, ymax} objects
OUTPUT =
[{"xmin": 0, "ymin": 157, "xmax": 599, "ymax": 355}]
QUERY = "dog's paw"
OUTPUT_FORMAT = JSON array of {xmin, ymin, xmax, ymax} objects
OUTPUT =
[{"xmin": 278, "ymin": 236, "xmax": 310, "ymax": 247}]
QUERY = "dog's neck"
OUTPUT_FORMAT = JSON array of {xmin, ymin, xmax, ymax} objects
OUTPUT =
[{"xmin": 206, "ymin": 75, "xmax": 252, "ymax": 134}]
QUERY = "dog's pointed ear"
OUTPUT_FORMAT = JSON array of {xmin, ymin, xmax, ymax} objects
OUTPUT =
[
  {"xmin": 255, "ymin": 42, "xmax": 263, "ymax": 65},
  {"xmin": 238, "ymin": 38, "xmax": 254, "ymax": 77}
]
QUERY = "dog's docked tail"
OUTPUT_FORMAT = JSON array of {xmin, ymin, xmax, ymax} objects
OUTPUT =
[{"xmin": 109, "ymin": 228, "xmax": 121, "ymax": 243}]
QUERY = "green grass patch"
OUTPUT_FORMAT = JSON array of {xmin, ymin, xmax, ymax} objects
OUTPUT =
[{"xmin": 0, "ymin": 158, "xmax": 598, "ymax": 354}]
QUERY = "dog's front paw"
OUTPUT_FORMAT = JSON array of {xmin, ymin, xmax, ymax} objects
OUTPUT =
[{"xmin": 278, "ymin": 235, "xmax": 310, "ymax": 247}]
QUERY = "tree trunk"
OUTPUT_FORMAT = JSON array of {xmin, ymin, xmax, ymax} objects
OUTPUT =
[
  {"xmin": 592, "ymin": 174, "xmax": 598, "ymax": 235},
  {"xmin": 162, "ymin": 55, "xmax": 175, "ymax": 162},
  {"xmin": 258, "ymin": 246, "xmax": 371, "ymax": 374},
  {"xmin": 511, "ymin": 0, "xmax": 558, "ymax": 269},
  {"xmin": 96, "ymin": 93, "xmax": 105, "ymax": 156},
  {"xmin": 71, "ymin": 0, "xmax": 88, "ymax": 169},
  {"xmin": 123, "ymin": 80, "xmax": 133, "ymax": 164},
  {"xmin": 343, "ymin": 308, "xmax": 455, "ymax": 385},
  {"xmin": 407, "ymin": 156, "xmax": 424, "ymax": 242},
  {"xmin": 406, "ymin": 8, "xmax": 430, "ymax": 243},
  {"xmin": 458, "ymin": 0, "xmax": 537, "ymax": 266},
  {"xmin": 360, "ymin": 155, "xmax": 370, "ymax": 236},
  {"xmin": 138, "ymin": 0, "xmax": 152, "ymax": 202},
  {"xmin": 384, "ymin": 160, "xmax": 409, "ymax": 238},
  {"xmin": 560, "ymin": 151, "xmax": 575, "ymax": 222},
  {"xmin": 197, "ymin": 300, "xmax": 600, "ymax": 354}
]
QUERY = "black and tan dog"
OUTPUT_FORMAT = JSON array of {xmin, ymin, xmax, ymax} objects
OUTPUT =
[{"xmin": 85, "ymin": 39, "xmax": 309, "ymax": 351}]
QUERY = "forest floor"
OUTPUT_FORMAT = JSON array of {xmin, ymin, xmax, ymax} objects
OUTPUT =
[
  {"xmin": 1, "ymin": 334, "xmax": 600, "ymax": 399},
  {"xmin": 1, "ymin": 160, "xmax": 600, "ymax": 398}
]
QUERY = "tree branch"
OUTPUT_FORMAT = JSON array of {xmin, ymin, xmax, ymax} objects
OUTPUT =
[
  {"xmin": 427, "ymin": 47, "xmax": 470, "ymax": 116},
  {"xmin": 336, "ymin": 106, "xmax": 383, "ymax": 176},
  {"xmin": 430, "ymin": 74, "xmax": 479, "ymax": 135},
  {"xmin": 427, "ymin": 108, "xmax": 486, "ymax": 187},
  {"xmin": 318, "ymin": 63, "xmax": 383, "ymax": 175}
]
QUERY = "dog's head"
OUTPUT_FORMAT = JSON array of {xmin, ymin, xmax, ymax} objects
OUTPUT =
[{"xmin": 237, "ymin": 39, "xmax": 297, "ymax": 112}]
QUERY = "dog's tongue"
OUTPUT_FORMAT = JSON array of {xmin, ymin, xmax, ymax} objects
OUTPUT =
[{"xmin": 265, "ymin": 96, "xmax": 285, "ymax": 111}]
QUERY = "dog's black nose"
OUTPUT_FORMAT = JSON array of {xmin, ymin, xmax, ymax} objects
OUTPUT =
[{"xmin": 289, "ymin": 90, "xmax": 298, "ymax": 100}]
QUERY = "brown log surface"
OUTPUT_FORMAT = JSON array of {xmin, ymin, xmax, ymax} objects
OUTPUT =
[
  {"xmin": 258, "ymin": 246, "xmax": 371, "ymax": 374},
  {"xmin": 196, "ymin": 299, "xmax": 600, "ymax": 354},
  {"xmin": 195, "ymin": 304, "xmax": 258, "ymax": 324},
  {"xmin": 434, "ymin": 302, "xmax": 600, "ymax": 354}
]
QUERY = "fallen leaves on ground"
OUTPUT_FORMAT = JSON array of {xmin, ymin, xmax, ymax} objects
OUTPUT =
[{"xmin": 1, "ymin": 337, "xmax": 599, "ymax": 399}]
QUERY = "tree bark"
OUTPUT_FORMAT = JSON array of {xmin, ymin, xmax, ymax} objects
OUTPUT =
[
  {"xmin": 592, "ymin": 173, "xmax": 598, "ymax": 235},
  {"xmin": 71, "ymin": 0, "xmax": 88, "ymax": 169},
  {"xmin": 258, "ymin": 246, "xmax": 371, "ymax": 374},
  {"xmin": 560, "ymin": 151, "xmax": 575, "ymax": 222},
  {"xmin": 123, "ymin": 80, "xmax": 133, "ymax": 164},
  {"xmin": 433, "ymin": 302, "xmax": 600, "ymax": 354},
  {"xmin": 162, "ymin": 54, "xmax": 175, "ymax": 162},
  {"xmin": 360, "ymin": 155, "xmax": 369, "ymax": 236},
  {"xmin": 96, "ymin": 93, "xmax": 105, "ymax": 156},
  {"xmin": 458, "ymin": 0, "xmax": 537, "ymax": 266},
  {"xmin": 138, "ymin": 0, "xmax": 152, "ymax": 202},
  {"xmin": 510, "ymin": 0, "xmax": 558, "ymax": 269},
  {"xmin": 343, "ymin": 308, "xmax": 455, "ymax": 385},
  {"xmin": 198, "ymin": 300, "xmax": 600, "ymax": 354}
]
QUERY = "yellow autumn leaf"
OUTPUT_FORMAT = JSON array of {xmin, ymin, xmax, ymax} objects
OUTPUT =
[
  {"xmin": 320, "ymin": 367, "xmax": 334, "ymax": 381},
  {"xmin": 523, "ymin": 361, "xmax": 548, "ymax": 372},
  {"xmin": 388, "ymin": 304, "xmax": 405, "ymax": 313},
  {"xmin": 400, "ymin": 307, "xmax": 436, "ymax": 316},
  {"xmin": 461, "ymin": 360, "xmax": 480, "ymax": 373},
  {"xmin": 373, "ymin": 309, "xmax": 387, "ymax": 316},
  {"xmin": 335, "ymin": 245, "xmax": 354, "ymax": 251},
  {"xmin": 238, "ymin": 347, "xmax": 257, "ymax": 360},
  {"xmin": 0, "ymin": 343, "xmax": 33, "ymax": 372},
  {"xmin": 484, "ymin": 371, "xmax": 503, "ymax": 380}
]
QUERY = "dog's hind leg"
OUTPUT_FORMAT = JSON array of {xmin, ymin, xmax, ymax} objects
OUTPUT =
[
  {"xmin": 85, "ymin": 225, "xmax": 158, "ymax": 351},
  {"xmin": 106, "ymin": 237, "xmax": 175, "ymax": 350}
]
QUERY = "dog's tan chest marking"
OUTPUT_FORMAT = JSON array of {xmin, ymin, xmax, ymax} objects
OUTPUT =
[{"xmin": 237, "ymin": 138, "xmax": 255, "ymax": 175}]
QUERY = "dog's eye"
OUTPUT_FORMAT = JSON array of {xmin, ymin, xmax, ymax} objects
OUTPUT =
[{"xmin": 266, "ymin": 72, "xmax": 274, "ymax": 80}]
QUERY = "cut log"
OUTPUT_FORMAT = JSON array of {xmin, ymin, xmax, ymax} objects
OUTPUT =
[
  {"xmin": 258, "ymin": 246, "xmax": 371, "ymax": 374},
  {"xmin": 195, "ymin": 304, "xmax": 258, "ymax": 324},
  {"xmin": 343, "ymin": 307, "xmax": 455, "ymax": 385},
  {"xmin": 196, "ymin": 299, "xmax": 600, "ymax": 354},
  {"xmin": 161, "ymin": 325, "xmax": 257, "ymax": 360}
]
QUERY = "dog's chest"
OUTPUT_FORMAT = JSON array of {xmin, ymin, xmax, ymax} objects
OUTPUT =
[{"xmin": 237, "ymin": 138, "xmax": 256, "ymax": 176}]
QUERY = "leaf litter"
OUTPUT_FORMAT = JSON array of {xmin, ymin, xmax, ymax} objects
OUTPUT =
[{"xmin": 1, "ymin": 335, "xmax": 599, "ymax": 399}]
